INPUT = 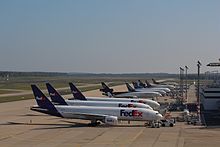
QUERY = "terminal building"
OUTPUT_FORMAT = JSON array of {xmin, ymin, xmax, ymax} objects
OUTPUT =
[
  {"xmin": 200, "ymin": 85, "xmax": 220, "ymax": 126},
  {"xmin": 200, "ymin": 61, "xmax": 220, "ymax": 126}
]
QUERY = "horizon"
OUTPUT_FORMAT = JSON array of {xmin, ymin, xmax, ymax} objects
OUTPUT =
[{"xmin": 0, "ymin": 70, "xmax": 211, "ymax": 75}]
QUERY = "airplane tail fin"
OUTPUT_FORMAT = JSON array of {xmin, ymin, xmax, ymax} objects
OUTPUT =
[
  {"xmin": 138, "ymin": 80, "xmax": 146, "ymax": 88},
  {"xmin": 132, "ymin": 82, "xmax": 140, "ymax": 89},
  {"xmin": 132, "ymin": 82, "xmax": 143, "ymax": 89},
  {"xmin": 69, "ymin": 83, "xmax": 87, "ymax": 100},
  {"xmin": 126, "ymin": 83, "xmax": 136, "ymax": 92},
  {"xmin": 152, "ymin": 79, "xmax": 159, "ymax": 84},
  {"xmin": 145, "ymin": 80, "xmax": 152, "ymax": 88},
  {"xmin": 100, "ymin": 82, "xmax": 114, "ymax": 94},
  {"xmin": 46, "ymin": 83, "xmax": 67, "ymax": 105},
  {"xmin": 107, "ymin": 92, "xmax": 113, "ymax": 97},
  {"xmin": 31, "ymin": 85, "xmax": 56, "ymax": 110}
]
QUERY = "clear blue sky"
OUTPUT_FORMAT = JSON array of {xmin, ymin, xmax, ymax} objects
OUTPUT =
[{"xmin": 0, "ymin": 0, "xmax": 220, "ymax": 73}]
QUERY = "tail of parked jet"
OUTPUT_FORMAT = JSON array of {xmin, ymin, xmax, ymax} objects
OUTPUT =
[
  {"xmin": 100, "ymin": 82, "xmax": 114, "ymax": 95},
  {"xmin": 31, "ymin": 84, "xmax": 62, "ymax": 117},
  {"xmin": 138, "ymin": 80, "xmax": 146, "ymax": 88},
  {"xmin": 152, "ymin": 79, "xmax": 159, "ymax": 84},
  {"xmin": 106, "ymin": 92, "xmax": 113, "ymax": 97},
  {"xmin": 46, "ymin": 83, "xmax": 67, "ymax": 105},
  {"xmin": 145, "ymin": 80, "xmax": 152, "ymax": 88},
  {"xmin": 125, "ymin": 83, "xmax": 136, "ymax": 92},
  {"xmin": 132, "ymin": 82, "xmax": 139, "ymax": 89},
  {"xmin": 69, "ymin": 83, "xmax": 87, "ymax": 100},
  {"xmin": 31, "ymin": 85, "xmax": 56, "ymax": 110}
]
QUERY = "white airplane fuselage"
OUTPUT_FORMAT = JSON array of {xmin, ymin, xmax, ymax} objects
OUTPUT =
[
  {"xmin": 65, "ymin": 100, "xmax": 153, "ymax": 110},
  {"xmin": 114, "ymin": 91, "xmax": 162, "ymax": 98},
  {"xmin": 71, "ymin": 97, "xmax": 160, "ymax": 110},
  {"xmin": 134, "ymin": 88, "xmax": 167, "ymax": 95},
  {"xmin": 56, "ymin": 106, "xmax": 162, "ymax": 121},
  {"xmin": 143, "ymin": 87, "xmax": 171, "ymax": 92},
  {"xmin": 151, "ymin": 84, "xmax": 174, "ymax": 89}
]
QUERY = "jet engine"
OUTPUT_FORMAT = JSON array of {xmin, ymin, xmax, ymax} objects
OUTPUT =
[{"xmin": 104, "ymin": 116, "xmax": 118, "ymax": 125}]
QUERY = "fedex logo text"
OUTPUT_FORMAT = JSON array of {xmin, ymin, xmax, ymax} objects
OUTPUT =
[
  {"xmin": 72, "ymin": 90, "xmax": 78, "ymax": 94},
  {"xmin": 118, "ymin": 104, "xmax": 135, "ymax": 108},
  {"xmin": 130, "ymin": 100, "xmax": 145, "ymax": 104},
  {"xmin": 120, "ymin": 110, "xmax": 143, "ymax": 117},
  {"xmin": 50, "ymin": 93, "xmax": 56, "ymax": 96},
  {"xmin": 36, "ymin": 96, "xmax": 45, "ymax": 101}
]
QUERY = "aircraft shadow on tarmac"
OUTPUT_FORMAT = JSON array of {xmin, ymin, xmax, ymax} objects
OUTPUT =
[
  {"xmin": 1, "ymin": 120, "xmax": 147, "ymax": 130},
  {"xmin": 18, "ymin": 114, "xmax": 48, "ymax": 117},
  {"xmin": 1, "ymin": 121, "xmax": 87, "ymax": 129}
]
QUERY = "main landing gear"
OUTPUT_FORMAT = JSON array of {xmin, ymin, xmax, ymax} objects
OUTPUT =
[
  {"xmin": 145, "ymin": 121, "xmax": 160, "ymax": 128},
  {"xmin": 88, "ymin": 120, "xmax": 101, "ymax": 127}
]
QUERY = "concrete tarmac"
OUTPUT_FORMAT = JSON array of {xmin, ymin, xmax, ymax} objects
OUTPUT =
[{"xmin": 0, "ymin": 85, "xmax": 220, "ymax": 147}]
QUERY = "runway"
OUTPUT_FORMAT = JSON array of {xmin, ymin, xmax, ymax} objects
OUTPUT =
[{"xmin": 0, "ymin": 85, "xmax": 220, "ymax": 147}]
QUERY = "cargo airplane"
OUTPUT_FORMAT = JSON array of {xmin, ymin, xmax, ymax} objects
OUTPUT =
[
  {"xmin": 100, "ymin": 82, "xmax": 162, "ymax": 99},
  {"xmin": 145, "ymin": 80, "xmax": 173, "ymax": 91},
  {"xmin": 133, "ymin": 81, "xmax": 171, "ymax": 92},
  {"xmin": 152, "ymin": 78, "xmax": 177, "ymax": 86},
  {"xmin": 126, "ymin": 83, "xmax": 167, "ymax": 96},
  {"xmin": 69, "ymin": 83, "xmax": 160, "ymax": 109},
  {"xmin": 31, "ymin": 85, "xmax": 163, "ymax": 126},
  {"xmin": 46, "ymin": 83, "xmax": 153, "ymax": 110}
]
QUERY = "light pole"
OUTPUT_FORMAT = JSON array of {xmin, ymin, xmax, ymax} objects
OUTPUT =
[
  {"xmin": 179, "ymin": 67, "xmax": 181, "ymax": 97},
  {"xmin": 197, "ymin": 61, "xmax": 201, "ymax": 122},
  {"xmin": 180, "ymin": 67, "xmax": 184, "ymax": 98},
  {"xmin": 185, "ymin": 66, "xmax": 188, "ymax": 109}
]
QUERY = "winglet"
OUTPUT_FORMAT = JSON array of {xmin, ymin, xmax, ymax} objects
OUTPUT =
[
  {"xmin": 31, "ymin": 84, "xmax": 56, "ymax": 110},
  {"xmin": 46, "ymin": 83, "xmax": 67, "ymax": 105},
  {"xmin": 69, "ymin": 83, "xmax": 87, "ymax": 100}
]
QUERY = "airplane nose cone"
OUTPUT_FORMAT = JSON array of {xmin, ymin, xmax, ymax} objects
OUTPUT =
[
  {"xmin": 154, "ymin": 102, "xmax": 160, "ymax": 109},
  {"xmin": 155, "ymin": 93, "xmax": 162, "ymax": 97},
  {"xmin": 147, "ymin": 106, "xmax": 153, "ymax": 110},
  {"xmin": 156, "ymin": 113, "xmax": 163, "ymax": 120}
]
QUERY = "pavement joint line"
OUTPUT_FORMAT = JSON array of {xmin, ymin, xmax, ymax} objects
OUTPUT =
[
  {"xmin": 152, "ymin": 131, "xmax": 161, "ymax": 147},
  {"xmin": 0, "ymin": 136, "xmax": 12, "ymax": 141},
  {"xmin": 176, "ymin": 125, "xmax": 184, "ymax": 147},
  {"xmin": 130, "ymin": 128, "xmax": 145, "ymax": 143},
  {"xmin": 0, "ymin": 127, "xmax": 35, "ymax": 142},
  {"xmin": 82, "ymin": 128, "xmax": 110, "ymax": 146},
  {"xmin": 177, "ymin": 137, "xmax": 185, "ymax": 147}
]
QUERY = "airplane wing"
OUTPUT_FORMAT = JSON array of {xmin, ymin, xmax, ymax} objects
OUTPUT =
[
  {"xmin": 157, "ymin": 78, "xmax": 176, "ymax": 83},
  {"xmin": 63, "ymin": 112, "xmax": 119, "ymax": 125},
  {"xmin": 61, "ymin": 112, "xmax": 111, "ymax": 121}
]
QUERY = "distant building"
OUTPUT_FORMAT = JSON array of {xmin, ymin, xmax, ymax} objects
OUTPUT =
[{"xmin": 200, "ymin": 84, "xmax": 220, "ymax": 126}]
